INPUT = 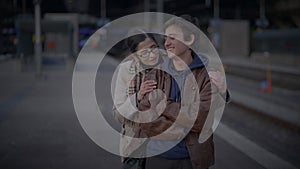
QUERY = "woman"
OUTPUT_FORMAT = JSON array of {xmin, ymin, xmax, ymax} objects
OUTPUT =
[{"xmin": 112, "ymin": 29, "xmax": 167, "ymax": 169}]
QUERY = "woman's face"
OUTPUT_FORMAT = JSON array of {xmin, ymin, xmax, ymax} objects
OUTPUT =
[{"xmin": 135, "ymin": 37, "xmax": 159, "ymax": 66}]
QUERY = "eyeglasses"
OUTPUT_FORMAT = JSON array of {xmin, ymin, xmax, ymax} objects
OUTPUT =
[{"xmin": 136, "ymin": 45, "xmax": 159, "ymax": 58}]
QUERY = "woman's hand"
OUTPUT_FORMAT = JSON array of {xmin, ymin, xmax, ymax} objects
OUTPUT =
[{"xmin": 137, "ymin": 74, "xmax": 157, "ymax": 101}]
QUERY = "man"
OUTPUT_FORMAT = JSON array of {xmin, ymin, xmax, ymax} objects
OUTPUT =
[{"xmin": 138, "ymin": 15, "xmax": 229, "ymax": 169}]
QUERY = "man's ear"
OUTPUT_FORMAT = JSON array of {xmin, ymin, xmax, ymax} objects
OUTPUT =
[{"xmin": 185, "ymin": 34, "xmax": 195, "ymax": 46}]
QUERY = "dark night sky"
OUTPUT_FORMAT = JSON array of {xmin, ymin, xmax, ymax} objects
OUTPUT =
[{"xmin": 1, "ymin": 0, "xmax": 299, "ymax": 29}]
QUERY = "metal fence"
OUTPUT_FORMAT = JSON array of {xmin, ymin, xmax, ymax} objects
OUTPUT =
[{"xmin": 253, "ymin": 29, "xmax": 300, "ymax": 55}]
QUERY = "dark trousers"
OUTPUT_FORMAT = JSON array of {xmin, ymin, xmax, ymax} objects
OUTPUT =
[
  {"xmin": 145, "ymin": 156, "xmax": 206, "ymax": 169},
  {"xmin": 122, "ymin": 158, "xmax": 146, "ymax": 169}
]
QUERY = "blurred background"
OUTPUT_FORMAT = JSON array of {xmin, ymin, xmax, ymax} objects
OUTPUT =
[{"xmin": 0, "ymin": 0, "xmax": 299, "ymax": 169}]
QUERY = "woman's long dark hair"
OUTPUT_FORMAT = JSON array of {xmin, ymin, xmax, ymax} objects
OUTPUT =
[{"xmin": 125, "ymin": 29, "xmax": 158, "ymax": 53}]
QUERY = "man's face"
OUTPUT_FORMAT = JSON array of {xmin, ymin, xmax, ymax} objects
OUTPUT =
[{"xmin": 164, "ymin": 25, "xmax": 191, "ymax": 59}]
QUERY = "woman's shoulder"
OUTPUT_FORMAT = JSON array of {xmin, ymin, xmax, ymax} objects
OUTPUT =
[
  {"xmin": 119, "ymin": 60, "xmax": 134, "ymax": 68},
  {"xmin": 117, "ymin": 60, "xmax": 135, "ymax": 73}
]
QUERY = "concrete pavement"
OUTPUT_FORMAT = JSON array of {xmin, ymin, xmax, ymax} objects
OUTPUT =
[{"xmin": 0, "ymin": 55, "xmax": 298, "ymax": 169}]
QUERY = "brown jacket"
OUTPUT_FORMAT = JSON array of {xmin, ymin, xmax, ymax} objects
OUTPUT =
[
  {"xmin": 112, "ymin": 61, "xmax": 186, "ymax": 158},
  {"xmin": 139, "ymin": 67, "xmax": 217, "ymax": 169}
]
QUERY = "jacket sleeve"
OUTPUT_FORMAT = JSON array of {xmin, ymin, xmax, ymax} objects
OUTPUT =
[
  {"xmin": 146, "ymin": 69, "xmax": 214, "ymax": 134},
  {"xmin": 112, "ymin": 62, "xmax": 139, "ymax": 126},
  {"xmin": 138, "ymin": 98, "xmax": 187, "ymax": 140},
  {"xmin": 140, "ymin": 69, "xmax": 226, "ymax": 138},
  {"xmin": 189, "ymin": 69, "xmax": 213, "ymax": 133},
  {"xmin": 164, "ymin": 70, "xmax": 227, "ymax": 135}
]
